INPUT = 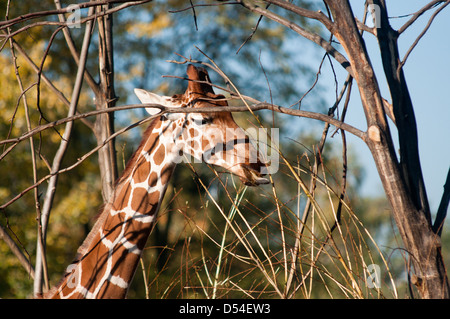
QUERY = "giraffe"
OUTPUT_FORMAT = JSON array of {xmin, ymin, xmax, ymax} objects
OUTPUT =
[{"xmin": 45, "ymin": 64, "xmax": 269, "ymax": 299}]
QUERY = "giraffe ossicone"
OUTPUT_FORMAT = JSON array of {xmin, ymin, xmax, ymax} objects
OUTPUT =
[{"xmin": 45, "ymin": 64, "xmax": 269, "ymax": 299}]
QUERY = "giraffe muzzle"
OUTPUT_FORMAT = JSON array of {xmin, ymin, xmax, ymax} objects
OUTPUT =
[{"xmin": 240, "ymin": 164, "xmax": 270, "ymax": 186}]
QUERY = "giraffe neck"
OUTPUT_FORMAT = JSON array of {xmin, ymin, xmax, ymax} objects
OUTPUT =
[{"xmin": 48, "ymin": 118, "xmax": 179, "ymax": 298}]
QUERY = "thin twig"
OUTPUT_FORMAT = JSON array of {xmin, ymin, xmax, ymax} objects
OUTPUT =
[
  {"xmin": 397, "ymin": 0, "xmax": 448, "ymax": 34},
  {"xmin": 0, "ymin": 0, "xmax": 149, "ymax": 29},
  {"xmin": 1, "ymin": 0, "xmax": 36, "ymax": 283},
  {"xmin": 239, "ymin": 1, "xmax": 354, "ymax": 77},
  {"xmin": 263, "ymin": 0, "xmax": 333, "ymax": 30},
  {"xmin": 0, "ymin": 1, "xmax": 150, "ymax": 41},
  {"xmin": 236, "ymin": 3, "xmax": 270, "ymax": 54},
  {"xmin": 433, "ymin": 167, "xmax": 450, "ymax": 236},
  {"xmin": 8, "ymin": 36, "xmax": 94, "ymax": 130},
  {"xmin": 54, "ymin": 0, "xmax": 99, "ymax": 95},
  {"xmin": 0, "ymin": 114, "xmax": 156, "ymax": 212},
  {"xmin": 399, "ymin": 1, "xmax": 449, "ymax": 70}
]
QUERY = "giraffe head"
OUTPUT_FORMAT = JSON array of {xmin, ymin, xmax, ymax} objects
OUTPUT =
[{"xmin": 134, "ymin": 64, "xmax": 269, "ymax": 186}]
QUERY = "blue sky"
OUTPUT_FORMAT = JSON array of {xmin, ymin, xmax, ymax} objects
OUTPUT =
[{"xmin": 318, "ymin": 1, "xmax": 450, "ymax": 214}]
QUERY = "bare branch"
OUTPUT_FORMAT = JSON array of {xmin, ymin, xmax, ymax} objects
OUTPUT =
[
  {"xmin": 33, "ymin": 6, "xmax": 95, "ymax": 297},
  {"xmin": 9, "ymin": 37, "xmax": 94, "ymax": 130},
  {"xmin": 53, "ymin": 0, "xmax": 99, "ymax": 96},
  {"xmin": 0, "ymin": 223, "xmax": 35, "ymax": 279},
  {"xmin": 398, "ymin": 0, "xmax": 449, "ymax": 35},
  {"xmin": 400, "ymin": 1, "xmax": 449, "ymax": 69},
  {"xmin": 0, "ymin": 100, "xmax": 365, "ymax": 150},
  {"xmin": 95, "ymin": 2, "xmax": 119, "ymax": 201},
  {"xmin": 1, "ymin": 0, "xmax": 36, "ymax": 284},
  {"xmin": 263, "ymin": 0, "xmax": 334, "ymax": 30},
  {"xmin": 0, "ymin": 114, "xmax": 156, "ymax": 212},
  {"xmin": 0, "ymin": 0, "xmax": 148, "ymax": 29},
  {"xmin": 0, "ymin": 1, "xmax": 151, "ymax": 40},
  {"xmin": 433, "ymin": 168, "xmax": 450, "ymax": 236},
  {"xmin": 167, "ymin": 1, "xmax": 240, "ymax": 13},
  {"xmin": 238, "ymin": 0, "xmax": 353, "ymax": 76}
]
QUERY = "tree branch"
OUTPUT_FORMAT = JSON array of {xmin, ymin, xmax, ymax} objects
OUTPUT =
[
  {"xmin": 400, "ymin": 1, "xmax": 449, "ymax": 68},
  {"xmin": 54, "ymin": 0, "xmax": 99, "ymax": 96},
  {"xmin": 238, "ymin": 0, "xmax": 353, "ymax": 76},
  {"xmin": 433, "ymin": 167, "xmax": 450, "ymax": 236},
  {"xmin": 398, "ymin": 0, "xmax": 449, "ymax": 35},
  {"xmin": 0, "ymin": 222, "xmax": 35, "ymax": 279},
  {"xmin": 33, "ymin": 6, "xmax": 95, "ymax": 297},
  {"xmin": 8, "ymin": 36, "xmax": 94, "ymax": 130},
  {"xmin": 372, "ymin": 0, "xmax": 431, "ymax": 219},
  {"xmin": 0, "ymin": 1, "xmax": 151, "ymax": 40},
  {"xmin": 0, "ymin": 0, "xmax": 149, "ymax": 29},
  {"xmin": 263, "ymin": 0, "xmax": 334, "ymax": 30},
  {"xmin": 95, "ymin": 2, "xmax": 119, "ymax": 201},
  {"xmin": 1, "ymin": 1, "xmax": 36, "ymax": 284},
  {"xmin": 0, "ymin": 101, "xmax": 366, "ymax": 153}
]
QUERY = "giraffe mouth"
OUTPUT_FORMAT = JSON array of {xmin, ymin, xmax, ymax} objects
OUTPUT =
[{"xmin": 240, "ymin": 165, "xmax": 270, "ymax": 186}]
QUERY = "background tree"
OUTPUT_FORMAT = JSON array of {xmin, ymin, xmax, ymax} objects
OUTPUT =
[{"xmin": 230, "ymin": 0, "xmax": 450, "ymax": 298}]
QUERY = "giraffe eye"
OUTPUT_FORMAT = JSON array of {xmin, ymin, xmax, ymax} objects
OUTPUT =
[{"xmin": 193, "ymin": 117, "xmax": 213, "ymax": 125}]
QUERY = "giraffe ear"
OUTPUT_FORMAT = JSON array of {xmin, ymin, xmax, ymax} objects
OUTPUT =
[{"xmin": 134, "ymin": 88, "xmax": 173, "ymax": 116}]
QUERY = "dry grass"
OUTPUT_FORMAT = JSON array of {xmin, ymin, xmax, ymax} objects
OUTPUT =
[{"xmin": 135, "ymin": 131, "xmax": 399, "ymax": 300}]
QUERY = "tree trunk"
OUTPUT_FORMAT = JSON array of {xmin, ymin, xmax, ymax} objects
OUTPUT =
[
  {"xmin": 94, "ymin": 4, "xmax": 118, "ymax": 201},
  {"xmin": 324, "ymin": 0, "xmax": 449, "ymax": 298}
]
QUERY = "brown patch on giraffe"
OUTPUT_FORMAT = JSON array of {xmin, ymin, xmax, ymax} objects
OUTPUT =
[
  {"xmin": 143, "ymin": 132, "xmax": 160, "ymax": 154},
  {"xmin": 148, "ymin": 190, "xmax": 161, "ymax": 210},
  {"xmin": 53, "ymin": 277, "xmax": 78, "ymax": 298},
  {"xmin": 111, "ymin": 183, "xmax": 132, "ymax": 211},
  {"xmin": 114, "ymin": 118, "xmax": 160, "ymax": 189},
  {"xmin": 121, "ymin": 214, "xmax": 154, "ymax": 249},
  {"xmin": 130, "ymin": 187, "xmax": 161, "ymax": 214},
  {"xmin": 130, "ymin": 187, "xmax": 149, "ymax": 212},
  {"xmin": 189, "ymin": 127, "xmax": 197, "ymax": 138},
  {"xmin": 68, "ymin": 291, "xmax": 86, "ymax": 299},
  {"xmin": 202, "ymin": 137, "xmax": 210, "ymax": 150},
  {"xmin": 55, "ymin": 287, "xmax": 87, "ymax": 299},
  {"xmin": 148, "ymin": 171, "xmax": 158, "ymax": 187},
  {"xmin": 101, "ymin": 215, "xmax": 126, "ymax": 252},
  {"xmin": 133, "ymin": 158, "xmax": 151, "ymax": 184},
  {"xmin": 160, "ymin": 163, "xmax": 174, "ymax": 186},
  {"xmin": 79, "ymin": 242, "xmax": 109, "ymax": 290},
  {"xmin": 153, "ymin": 144, "xmax": 166, "ymax": 166},
  {"xmin": 96, "ymin": 279, "xmax": 128, "ymax": 299}
]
